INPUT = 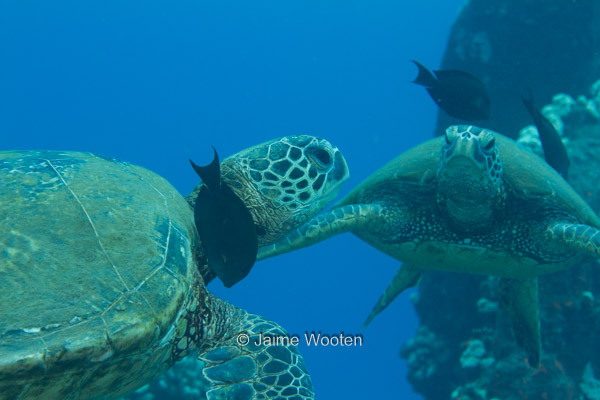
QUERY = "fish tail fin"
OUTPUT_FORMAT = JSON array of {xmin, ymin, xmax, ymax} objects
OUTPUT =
[
  {"xmin": 190, "ymin": 146, "xmax": 221, "ymax": 191},
  {"xmin": 521, "ymin": 88, "xmax": 536, "ymax": 116},
  {"xmin": 411, "ymin": 60, "xmax": 437, "ymax": 87}
]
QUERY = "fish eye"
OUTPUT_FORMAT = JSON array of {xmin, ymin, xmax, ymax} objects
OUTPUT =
[
  {"xmin": 306, "ymin": 146, "xmax": 332, "ymax": 170},
  {"xmin": 483, "ymin": 138, "xmax": 495, "ymax": 151}
]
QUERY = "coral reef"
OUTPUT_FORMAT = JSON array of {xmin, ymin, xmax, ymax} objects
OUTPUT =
[
  {"xmin": 121, "ymin": 356, "xmax": 210, "ymax": 400},
  {"xmin": 433, "ymin": 0, "xmax": 600, "ymax": 139},
  {"xmin": 517, "ymin": 79, "xmax": 600, "ymax": 213},
  {"xmin": 581, "ymin": 363, "xmax": 600, "ymax": 400},
  {"xmin": 402, "ymin": 80, "xmax": 600, "ymax": 399}
]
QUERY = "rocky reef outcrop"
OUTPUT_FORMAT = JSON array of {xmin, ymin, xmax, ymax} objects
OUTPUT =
[
  {"xmin": 402, "ymin": 80, "xmax": 600, "ymax": 400},
  {"xmin": 433, "ymin": 0, "xmax": 600, "ymax": 139},
  {"xmin": 121, "ymin": 356, "xmax": 210, "ymax": 400}
]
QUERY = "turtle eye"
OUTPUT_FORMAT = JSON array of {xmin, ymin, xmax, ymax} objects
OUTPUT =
[
  {"xmin": 444, "ymin": 129, "xmax": 459, "ymax": 145},
  {"xmin": 483, "ymin": 138, "xmax": 495, "ymax": 151},
  {"xmin": 306, "ymin": 146, "xmax": 332, "ymax": 170}
]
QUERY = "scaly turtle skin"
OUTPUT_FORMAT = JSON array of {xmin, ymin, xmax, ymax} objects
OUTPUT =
[
  {"xmin": 258, "ymin": 125, "xmax": 600, "ymax": 368},
  {"xmin": 0, "ymin": 136, "xmax": 348, "ymax": 400}
]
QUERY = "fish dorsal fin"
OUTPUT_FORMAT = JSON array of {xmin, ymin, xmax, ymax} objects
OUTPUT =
[
  {"xmin": 411, "ymin": 60, "xmax": 437, "ymax": 87},
  {"xmin": 189, "ymin": 146, "xmax": 220, "ymax": 191}
]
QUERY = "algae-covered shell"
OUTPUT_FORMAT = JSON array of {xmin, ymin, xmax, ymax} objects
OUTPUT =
[{"xmin": 0, "ymin": 150, "xmax": 197, "ymax": 399}]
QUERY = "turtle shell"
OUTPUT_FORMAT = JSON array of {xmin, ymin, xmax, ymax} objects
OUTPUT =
[
  {"xmin": 339, "ymin": 132, "xmax": 600, "ymax": 228},
  {"xmin": 0, "ymin": 151, "xmax": 198, "ymax": 399}
]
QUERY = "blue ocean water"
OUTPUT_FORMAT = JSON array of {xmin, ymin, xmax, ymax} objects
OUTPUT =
[{"xmin": 0, "ymin": 1, "xmax": 464, "ymax": 398}]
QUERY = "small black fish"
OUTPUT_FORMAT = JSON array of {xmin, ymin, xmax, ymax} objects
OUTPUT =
[
  {"xmin": 522, "ymin": 91, "xmax": 570, "ymax": 180},
  {"xmin": 190, "ymin": 148, "xmax": 258, "ymax": 287},
  {"xmin": 411, "ymin": 60, "xmax": 491, "ymax": 121}
]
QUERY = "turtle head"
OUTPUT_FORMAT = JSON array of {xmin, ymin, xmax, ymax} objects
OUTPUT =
[
  {"xmin": 437, "ymin": 125, "xmax": 504, "ymax": 230},
  {"xmin": 219, "ymin": 135, "xmax": 349, "ymax": 246}
]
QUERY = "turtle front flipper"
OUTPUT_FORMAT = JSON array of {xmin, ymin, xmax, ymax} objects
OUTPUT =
[
  {"xmin": 546, "ymin": 222, "xmax": 600, "ymax": 259},
  {"xmin": 200, "ymin": 295, "xmax": 313, "ymax": 399},
  {"xmin": 257, "ymin": 204, "xmax": 385, "ymax": 260},
  {"xmin": 363, "ymin": 263, "xmax": 422, "ymax": 328},
  {"xmin": 498, "ymin": 277, "xmax": 541, "ymax": 368}
]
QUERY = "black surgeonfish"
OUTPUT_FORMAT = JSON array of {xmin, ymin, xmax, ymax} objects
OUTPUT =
[
  {"xmin": 190, "ymin": 148, "xmax": 258, "ymax": 287},
  {"xmin": 411, "ymin": 60, "xmax": 491, "ymax": 121},
  {"xmin": 522, "ymin": 91, "xmax": 570, "ymax": 180}
]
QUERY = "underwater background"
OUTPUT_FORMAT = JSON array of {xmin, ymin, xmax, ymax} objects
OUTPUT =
[{"xmin": 7, "ymin": 0, "xmax": 587, "ymax": 399}]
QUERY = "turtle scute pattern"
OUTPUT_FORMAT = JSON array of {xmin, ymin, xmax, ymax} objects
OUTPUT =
[
  {"xmin": 546, "ymin": 222, "xmax": 600, "ymax": 258},
  {"xmin": 185, "ymin": 291, "xmax": 313, "ymax": 400},
  {"xmin": 0, "ymin": 151, "xmax": 197, "ymax": 399},
  {"xmin": 198, "ymin": 306, "xmax": 313, "ymax": 400},
  {"xmin": 0, "ymin": 150, "xmax": 316, "ymax": 400}
]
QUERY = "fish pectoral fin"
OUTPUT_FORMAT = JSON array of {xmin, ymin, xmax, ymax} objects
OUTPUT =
[
  {"xmin": 498, "ymin": 277, "xmax": 541, "ymax": 368},
  {"xmin": 362, "ymin": 263, "xmax": 422, "ymax": 329}
]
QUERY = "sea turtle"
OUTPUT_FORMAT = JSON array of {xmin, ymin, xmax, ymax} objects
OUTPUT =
[
  {"xmin": 258, "ymin": 125, "xmax": 600, "ymax": 367},
  {"xmin": 0, "ymin": 135, "xmax": 349, "ymax": 399}
]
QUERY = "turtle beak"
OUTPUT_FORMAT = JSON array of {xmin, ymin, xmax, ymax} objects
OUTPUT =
[{"xmin": 446, "ymin": 155, "xmax": 476, "ymax": 168}]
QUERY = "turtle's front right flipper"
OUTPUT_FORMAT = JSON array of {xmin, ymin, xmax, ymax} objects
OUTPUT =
[
  {"xmin": 363, "ymin": 263, "xmax": 422, "ymax": 328},
  {"xmin": 257, "ymin": 204, "xmax": 385, "ymax": 261},
  {"xmin": 200, "ymin": 295, "xmax": 313, "ymax": 399}
]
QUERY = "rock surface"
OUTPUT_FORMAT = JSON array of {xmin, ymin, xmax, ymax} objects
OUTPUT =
[{"xmin": 433, "ymin": 0, "xmax": 600, "ymax": 139}]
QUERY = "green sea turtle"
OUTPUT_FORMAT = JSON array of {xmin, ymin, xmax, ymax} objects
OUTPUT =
[
  {"xmin": 0, "ymin": 135, "xmax": 349, "ymax": 399},
  {"xmin": 258, "ymin": 125, "xmax": 600, "ymax": 367}
]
